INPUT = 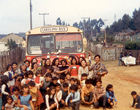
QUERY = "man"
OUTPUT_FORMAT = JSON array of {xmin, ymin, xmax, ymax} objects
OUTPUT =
[
  {"xmin": 8, "ymin": 62, "xmax": 19, "ymax": 94},
  {"xmin": 89, "ymin": 55, "xmax": 108, "ymax": 86},
  {"xmin": 77, "ymin": 45, "xmax": 82, "ymax": 52}
]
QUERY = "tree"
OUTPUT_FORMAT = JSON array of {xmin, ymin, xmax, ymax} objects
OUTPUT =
[
  {"xmin": 5, "ymin": 39, "xmax": 17, "ymax": 50},
  {"xmin": 56, "ymin": 17, "xmax": 62, "ymax": 25},
  {"xmin": 73, "ymin": 22, "xmax": 79, "ymax": 28}
]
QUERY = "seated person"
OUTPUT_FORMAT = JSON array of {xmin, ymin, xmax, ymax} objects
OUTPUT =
[
  {"xmin": 77, "ymin": 45, "xmax": 82, "ymax": 52},
  {"xmin": 130, "ymin": 91, "xmax": 140, "ymax": 109},
  {"xmin": 81, "ymin": 79, "xmax": 94, "ymax": 107}
]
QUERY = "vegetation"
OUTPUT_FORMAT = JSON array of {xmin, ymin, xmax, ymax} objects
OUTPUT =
[
  {"xmin": 5, "ymin": 39, "xmax": 17, "ymax": 50},
  {"xmin": 125, "ymin": 41, "xmax": 140, "ymax": 50},
  {"xmin": 106, "ymin": 8, "xmax": 140, "ymax": 35}
]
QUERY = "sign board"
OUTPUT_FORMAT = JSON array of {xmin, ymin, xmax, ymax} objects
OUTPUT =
[{"xmin": 40, "ymin": 26, "xmax": 68, "ymax": 33}]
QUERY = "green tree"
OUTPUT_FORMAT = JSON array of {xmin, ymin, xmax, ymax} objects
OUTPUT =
[
  {"xmin": 5, "ymin": 39, "xmax": 17, "ymax": 50},
  {"xmin": 73, "ymin": 22, "xmax": 79, "ymax": 28}
]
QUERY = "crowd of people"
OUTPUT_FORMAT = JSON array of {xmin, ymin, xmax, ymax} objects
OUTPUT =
[{"xmin": 0, "ymin": 54, "xmax": 140, "ymax": 110}]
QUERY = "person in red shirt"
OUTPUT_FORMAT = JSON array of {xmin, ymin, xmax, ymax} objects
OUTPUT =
[{"xmin": 69, "ymin": 57, "xmax": 79, "ymax": 78}]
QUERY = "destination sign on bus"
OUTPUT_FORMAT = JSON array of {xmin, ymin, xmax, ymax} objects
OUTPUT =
[{"xmin": 40, "ymin": 26, "xmax": 68, "ymax": 33}]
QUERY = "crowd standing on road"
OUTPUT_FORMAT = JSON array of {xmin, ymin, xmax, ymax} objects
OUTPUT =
[{"xmin": 0, "ymin": 54, "xmax": 140, "ymax": 110}]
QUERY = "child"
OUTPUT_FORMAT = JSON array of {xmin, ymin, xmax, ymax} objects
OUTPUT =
[
  {"xmin": 69, "ymin": 78, "xmax": 75, "ymax": 87},
  {"xmin": 93, "ymin": 80, "xmax": 106, "ymax": 110},
  {"xmin": 45, "ymin": 86, "xmax": 59, "ymax": 110},
  {"xmin": 1, "ymin": 75, "xmax": 10, "ymax": 110},
  {"xmin": 28, "ymin": 81, "xmax": 44, "ymax": 110},
  {"xmin": 81, "ymin": 73, "xmax": 88, "ymax": 87},
  {"xmin": 21, "ymin": 72, "xmax": 28, "ymax": 86},
  {"xmin": 25, "ymin": 71, "xmax": 34, "ymax": 84},
  {"xmin": 55, "ymin": 83, "xmax": 65, "ymax": 108},
  {"xmin": 49, "ymin": 77, "xmax": 58, "ymax": 87},
  {"xmin": 106, "ymin": 84, "xmax": 117, "ymax": 108},
  {"xmin": 5, "ymin": 95, "xmax": 15, "ymax": 110},
  {"xmin": 130, "ymin": 91, "xmax": 140, "ymax": 109},
  {"xmin": 40, "ymin": 73, "xmax": 52, "ymax": 97},
  {"xmin": 12, "ymin": 86, "xmax": 20, "ymax": 110},
  {"xmin": 45, "ymin": 66, "xmax": 54, "ymax": 76},
  {"xmin": 65, "ymin": 85, "xmax": 80, "ymax": 110},
  {"xmin": 81, "ymin": 79, "xmax": 94, "ymax": 107},
  {"xmin": 18, "ymin": 84, "xmax": 35, "ymax": 110},
  {"xmin": 62, "ymin": 83, "xmax": 69, "ymax": 102},
  {"xmin": 34, "ymin": 70, "xmax": 44, "ymax": 89},
  {"xmin": 65, "ymin": 73, "xmax": 71, "ymax": 84},
  {"xmin": 57, "ymin": 75, "xmax": 65, "ymax": 87}
]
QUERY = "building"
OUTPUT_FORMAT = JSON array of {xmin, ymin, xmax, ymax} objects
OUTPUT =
[{"xmin": 0, "ymin": 33, "xmax": 26, "ymax": 47}]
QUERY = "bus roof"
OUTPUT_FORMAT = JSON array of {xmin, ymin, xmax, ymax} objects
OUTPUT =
[{"xmin": 26, "ymin": 25, "xmax": 83, "ymax": 35}]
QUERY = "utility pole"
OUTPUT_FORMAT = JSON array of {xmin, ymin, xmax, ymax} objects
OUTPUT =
[
  {"xmin": 39, "ymin": 13, "xmax": 49, "ymax": 26},
  {"xmin": 104, "ymin": 19, "xmax": 108, "ymax": 46},
  {"xmin": 30, "ymin": 0, "xmax": 32, "ymax": 30},
  {"xmin": 81, "ymin": 17, "xmax": 88, "ymax": 37}
]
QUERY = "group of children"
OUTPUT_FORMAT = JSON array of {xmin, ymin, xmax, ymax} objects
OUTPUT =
[{"xmin": 0, "ymin": 54, "xmax": 139, "ymax": 110}]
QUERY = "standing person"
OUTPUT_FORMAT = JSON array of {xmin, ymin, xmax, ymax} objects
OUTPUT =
[
  {"xmin": 130, "ymin": 91, "xmax": 140, "ymax": 109},
  {"xmin": 78, "ymin": 59, "xmax": 89, "ymax": 80},
  {"xmin": 4, "ymin": 64, "xmax": 12, "ymax": 76},
  {"xmin": 69, "ymin": 57, "xmax": 80, "ymax": 78},
  {"xmin": 8, "ymin": 62, "xmax": 19, "ymax": 94},
  {"xmin": 18, "ymin": 84, "xmax": 35, "ymax": 110},
  {"xmin": 106, "ymin": 84, "xmax": 117, "ymax": 108},
  {"xmin": 1, "ymin": 75, "xmax": 10, "ymax": 110},
  {"xmin": 81, "ymin": 79, "xmax": 94, "ymax": 108},
  {"xmin": 78, "ymin": 57, "xmax": 85, "ymax": 66},
  {"xmin": 52, "ymin": 58, "xmax": 67, "ymax": 79},
  {"xmin": 19, "ymin": 63, "xmax": 27, "ymax": 78},
  {"xmin": 93, "ymin": 80, "xmax": 107, "ymax": 110},
  {"xmin": 88, "ymin": 52, "xmax": 92, "ymax": 66},
  {"xmin": 65, "ymin": 85, "xmax": 80, "ymax": 110},
  {"xmin": 68, "ymin": 55, "xmax": 75, "ymax": 65},
  {"xmin": 45, "ymin": 86, "xmax": 59, "ymax": 110},
  {"xmin": 89, "ymin": 55, "xmax": 108, "ymax": 86},
  {"xmin": 41, "ymin": 58, "xmax": 46, "ymax": 66},
  {"xmin": 24, "ymin": 60, "xmax": 30, "ymax": 71},
  {"xmin": 124, "ymin": 52, "xmax": 127, "ymax": 57},
  {"xmin": 118, "ymin": 52, "xmax": 124, "ymax": 66},
  {"xmin": 25, "ymin": 71, "xmax": 34, "ymax": 84},
  {"xmin": 59, "ymin": 59, "xmax": 69, "ymax": 77},
  {"xmin": 128, "ymin": 51, "xmax": 133, "ymax": 56},
  {"xmin": 31, "ymin": 62, "xmax": 38, "ymax": 75},
  {"xmin": 42, "ymin": 58, "xmax": 51, "ymax": 76}
]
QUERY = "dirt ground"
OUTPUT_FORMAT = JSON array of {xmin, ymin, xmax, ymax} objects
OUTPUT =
[{"xmin": 62, "ymin": 51, "xmax": 140, "ymax": 110}]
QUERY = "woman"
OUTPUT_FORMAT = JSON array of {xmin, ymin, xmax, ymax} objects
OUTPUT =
[
  {"xmin": 69, "ymin": 57, "xmax": 79, "ymax": 78},
  {"xmin": 52, "ymin": 58, "xmax": 67, "ymax": 78},
  {"xmin": 78, "ymin": 59, "xmax": 89, "ymax": 80},
  {"xmin": 78, "ymin": 57, "xmax": 85, "ymax": 66},
  {"xmin": 59, "ymin": 59, "xmax": 69, "ymax": 77},
  {"xmin": 42, "ymin": 58, "xmax": 51, "ymax": 76},
  {"xmin": 31, "ymin": 62, "xmax": 38, "ymax": 75},
  {"xmin": 4, "ymin": 64, "xmax": 12, "ymax": 76}
]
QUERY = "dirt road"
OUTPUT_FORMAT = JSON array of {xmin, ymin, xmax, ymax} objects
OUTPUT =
[{"xmin": 63, "ymin": 54, "xmax": 140, "ymax": 110}]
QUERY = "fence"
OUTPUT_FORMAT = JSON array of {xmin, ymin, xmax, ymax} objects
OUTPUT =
[
  {"xmin": 87, "ymin": 41, "xmax": 124, "ymax": 61},
  {"xmin": 0, "ymin": 47, "xmax": 26, "ymax": 73}
]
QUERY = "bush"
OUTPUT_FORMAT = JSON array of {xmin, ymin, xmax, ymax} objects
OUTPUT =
[{"xmin": 125, "ymin": 41, "xmax": 140, "ymax": 50}]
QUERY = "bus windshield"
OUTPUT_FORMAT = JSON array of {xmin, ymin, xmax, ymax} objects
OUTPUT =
[
  {"xmin": 27, "ymin": 33, "xmax": 83, "ymax": 54},
  {"xmin": 27, "ymin": 34, "xmax": 55, "ymax": 54},
  {"xmin": 56, "ymin": 33, "xmax": 83, "ymax": 53}
]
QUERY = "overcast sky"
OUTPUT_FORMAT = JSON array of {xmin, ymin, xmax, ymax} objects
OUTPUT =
[{"xmin": 0, "ymin": 0, "xmax": 140, "ymax": 34}]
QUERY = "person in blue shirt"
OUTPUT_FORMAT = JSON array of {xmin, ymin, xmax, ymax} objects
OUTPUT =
[
  {"xmin": 106, "ymin": 84, "xmax": 117, "ymax": 108},
  {"xmin": 65, "ymin": 85, "xmax": 80, "ymax": 110},
  {"xmin": 118, "ymin": 52, "xmax": 124, "ymax": 66},
  {"xmin": 130, "ymin": 91, "xmax": 140, "ymax": 109}
]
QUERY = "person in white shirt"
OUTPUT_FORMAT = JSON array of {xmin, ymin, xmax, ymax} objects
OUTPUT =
[
  {"xmin": 45, "ymin": 86, "xmax": 59, "ymax": 110},
  {"xmin": 55, "ymin": 83, "xmax": 65, "ymax": 108}
]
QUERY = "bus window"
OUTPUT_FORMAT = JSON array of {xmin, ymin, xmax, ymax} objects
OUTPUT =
[
  {"xmin": 27, "ymin": 34, "xmax": 55, "ymax": 54},
  {"xmin": 55, "ymin": 33, "xmax": 83, "ymax": 53}
]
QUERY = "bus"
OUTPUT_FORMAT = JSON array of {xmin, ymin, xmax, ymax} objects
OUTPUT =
[{"xmin": 25, "ymin": 25, "xmax": 87, "ymax": 63}]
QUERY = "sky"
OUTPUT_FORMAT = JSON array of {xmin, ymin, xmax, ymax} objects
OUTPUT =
[{"xmin": 0, "ymin": 0, "xmax": 140, "ymax": 34}]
